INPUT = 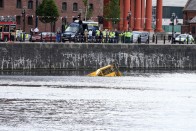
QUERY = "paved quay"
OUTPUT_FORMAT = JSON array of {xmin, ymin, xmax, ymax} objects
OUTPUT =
[{"xmin": 2, "ymin": 40, "xmax": 195, "ymax": 45}]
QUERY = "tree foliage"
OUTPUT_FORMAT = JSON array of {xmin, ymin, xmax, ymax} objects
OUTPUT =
[
  {"xmin": 36, "ymin": 0, "xmax": 59, "ymax": 24},
  {"xmin": 83, "ymin": 0, "xmax": 93, "ymax": 20},
  {"xmin": 104, "ymin": 0, "xmax": 120, "ymax": 27}
]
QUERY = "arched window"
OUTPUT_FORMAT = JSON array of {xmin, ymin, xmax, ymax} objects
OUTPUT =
[
  {"xmin": 89, "ymin": 3, "xmax": 93, "ymax": 10},
  {"xmin": 73, "ymin": 3, "xmax": 78, "ymax": 11},
  {"xmin": 62, "ymin": 2, "xmax": 67, "ymax": 11},
  {"xmin": 0, "ymin": 0, "xmax": 4, "ymax": 8},
  {"xmin": 28, "ymin": 0, "xmax": 33, "ymax": 9},
  {"xmin": 16, "ymin": 0, "xmax": 22, "ymax": 8}
]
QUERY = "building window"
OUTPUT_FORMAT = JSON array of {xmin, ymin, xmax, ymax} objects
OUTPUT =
[
  {"xmin": 89, "ymin": 4, "xmax": 93, "ymax": 10},
  {"xmin": 62, "ymin": 2, "xmax": 67, "ymax": 11},
  {"xmin": 73, "ymin": 3, "xmax": 78, "ymax": 11},
  {"xmin": 28, "ymin": 0, "xmax": 33, "ymax": 9},
  {"xmin": 28, "ymin": 16, "xmax": 33, "ymax": 25},
  {"xmin": 0, "ymin": 0, "xmax": 4, "ymax": 8},
  {"xmin": 16, "ymin": 0, "xmax": 22, "ymax": 8}
]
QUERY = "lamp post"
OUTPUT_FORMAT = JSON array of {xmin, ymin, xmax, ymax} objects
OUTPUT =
[
  {"xmin": 22, "ymin": 8, "xmax": 26, "ymax": 32},
  {"xmin": 36, "ymin": 0, "xmax": 38, "ymax": 27},
  {"xmin": 171, "ymin": 12, "xmax": 176, "ymax": 44},
  {"xmin": 127, "ymin": 11, "xmax": 132, "ymax": 31}
]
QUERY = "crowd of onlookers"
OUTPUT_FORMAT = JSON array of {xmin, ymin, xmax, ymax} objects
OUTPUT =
[{"xmin": 2, "ymin": 28, "xmax": 196, "ymax": 45}]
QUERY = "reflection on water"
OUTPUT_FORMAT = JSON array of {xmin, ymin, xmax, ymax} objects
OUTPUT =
[{"xmin": 0, "ymin": 71, "xmax": 196, "ymax": 130}]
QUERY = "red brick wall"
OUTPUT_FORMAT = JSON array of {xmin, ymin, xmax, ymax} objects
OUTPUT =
[{"xmin": 0, "ymin": 0, "xmax": 103, "ymax": 33}]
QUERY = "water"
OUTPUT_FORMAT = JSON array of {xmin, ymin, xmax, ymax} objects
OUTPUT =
[{"xmin": 0, "ymin": 71, "xmax": 196, "ymax": 131}]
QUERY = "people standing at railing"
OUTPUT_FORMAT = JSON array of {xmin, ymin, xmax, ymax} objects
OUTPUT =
[
  {"xmin": 88, "ymin": 29, "xmax": 93, "ymax": 43},
  {"xmin": 115, "ymin": 29, "xmax": 119, "ymax": 43},
  {"xmin": 84, "ymin": 29, "xmax": 88, "ymax": 43},
  {"xmin": 96, "ymin": 29, "xmax": 100, "ymax": 43},
  {"xmin": 56, "ymin": 30, "xmax": 61, "ymax": 42},
  {"xmin": 119, "ymin": 31, "xmax": 125, "ymax": 43},
  {"xmin": 102, "ymin": 29, "xmax": 107, "ymax": 43},
  {"xmin": 124, "ymin": 30, "xmax": 132, "ymax": 43}
]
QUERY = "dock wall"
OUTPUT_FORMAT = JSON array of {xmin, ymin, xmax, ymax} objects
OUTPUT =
[{"xmin": 0, "ymin": 43, "xmax": 196, "ymax": 70}]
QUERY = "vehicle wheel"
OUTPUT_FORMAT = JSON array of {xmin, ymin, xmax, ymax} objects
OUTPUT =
[{"xmin": 62, "ymin": 39, "xmax": 65, "ymax": 42}]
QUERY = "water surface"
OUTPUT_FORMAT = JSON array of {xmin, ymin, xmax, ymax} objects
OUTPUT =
[{"xmin": 0, "ymin": 71, "xmax": 196, "ymax": 130}]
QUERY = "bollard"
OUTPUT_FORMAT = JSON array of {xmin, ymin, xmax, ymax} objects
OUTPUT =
[
  {"xmin": 23, "ymin": 32, "xmax": 25, "ymax": 42},
  {"xmin": 156, "ymin": 35, "xmax": 158, "ymax": 44},
  {"xmin": 152, "ymin": 34, "xmax": 155, "ymax": 43},
  {"xmin": 164, "ymin": 35, "xmax": 165, "ymax": 44},
  {"xmin": 40, "ymin": 32, "xmax": 42, "ymax": 42},
  {"xmin": 179, "ymin": 36, "xmax": 181, "ymax": 44},
  {"xmin": 195, "ymin": 37, "xmax": 196, "ymax": 44},
  {"xmin": 50, "ymin": 33, "xmax": 52, "ymax": 42},
  {"xmin": 60, "ymin": 33, "xmax": 62, "ymax": 42},
  {"xmin": 187, "ymin": 36, "xmax": 189, "ymax": 44},
  {"xmin": 30, "ymin": 33, "xmax": 32, "ymax": 42}
]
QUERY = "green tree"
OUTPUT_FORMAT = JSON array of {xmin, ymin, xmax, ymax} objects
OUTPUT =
[
  {"xmin": 104, "ymin": 0, "xmax": 120, "ymax": 29},
  {"xmin": 36, "ymin": 0, "xmax": 59, "ymax": 31},
  {"xmin": 83, "ymin": 0, "xmax": 93, "ymax": 21}
]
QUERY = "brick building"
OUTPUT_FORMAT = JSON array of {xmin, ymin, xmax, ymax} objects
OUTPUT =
[
  {"xmin": 182, "ymin": 0, "xmax": 196, "ymax": 37},
  {"xmin": 0, "ymin": 0, "xmax": 103, "ymax": 33}
]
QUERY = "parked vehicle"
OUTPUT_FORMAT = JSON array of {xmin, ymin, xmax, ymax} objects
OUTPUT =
[
  {"xmin": 175, "ymin": 34, "xmax": 194, "ymax": 44},
  {"xmin": 32, "ymin": 32, "xmax": 56, "ymax": 42},
  {"xmin": 132, "ymin": 31, "xmax": 149, "ymax": 43},
  {"xmin": 61, "ymin": 20, "xmax": 99, "ymax": 42}
]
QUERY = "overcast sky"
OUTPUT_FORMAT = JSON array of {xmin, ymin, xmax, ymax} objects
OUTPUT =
[{"xmin": 152, "ymin": 0, "xmax": 187, "ymax": 7}]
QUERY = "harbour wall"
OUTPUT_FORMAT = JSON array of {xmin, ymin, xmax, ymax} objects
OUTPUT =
[{"xmin": 0, "ymin": 43, "xmax": 196, "ymax": 71}]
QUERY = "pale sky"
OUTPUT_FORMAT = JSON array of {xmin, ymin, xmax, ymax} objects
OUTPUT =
[{"xmin": 152, "ymin": 0, "xmax": 187, "ymax": 7}]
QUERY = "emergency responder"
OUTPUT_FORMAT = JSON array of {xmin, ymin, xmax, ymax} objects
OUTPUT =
[
  {"xmin": 125, "ymin": 30, "xmax": 132, "ymax": 43},
  {"xmin": 84, "ymin": 29, "xmax": 88, "ymax": 43},
  {"xmin": 102, "ymin": 29, "xmax": 107, "ymax": 43},
  {"xmin": 96, "ymin": 29, "xmax": 101, "ymax": 43},
  {"xmin": 109, "ymin": 30, "xmax": 114, "ymax": 43},
  {"xmin": 119, "ymin": 31, "xmax": 125, "ymax": 43}
]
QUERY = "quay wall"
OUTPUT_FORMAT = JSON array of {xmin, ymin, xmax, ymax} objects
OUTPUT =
[{"xmin": 0, "ymin": 43, "xmax": 196, "ymax": 70}]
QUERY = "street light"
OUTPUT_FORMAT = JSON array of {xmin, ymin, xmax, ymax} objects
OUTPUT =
[
  {"xmin": 35, "ymin": 0, "xmax": 38, "ymax": 27},
  {"xmin": 171, "ymin": 12, "xmax": 176, "ymax": 44},
  {"xmin": 21, "ymin": 8, "xmax": 26, "ymax": 32},
  {"xmin": 127, "ymin": 11, "xmax": 132, "ymax": 31}
]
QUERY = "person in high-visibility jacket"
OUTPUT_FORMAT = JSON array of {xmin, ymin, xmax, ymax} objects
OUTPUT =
[
  {"xmin": 25, "ymin": 34, "xmax": 29, "ymax": 41},
  {"xmin": 109, "ymin": 30, "xmax": 115, "ymax": 43},
  {"xmin": 125, "ymin": 30, "xmax": 132, "ymax": 43},
  {"xmin": 119, "ymin": 31, "xmax": 125, "ymax": 43},
  {"xmin": 96, "ymin": 29, "xmax": 101, "ymax": 43},
  {"xmin": 102, "ymin": 29, "xmax": 107, "ymax": 43}
]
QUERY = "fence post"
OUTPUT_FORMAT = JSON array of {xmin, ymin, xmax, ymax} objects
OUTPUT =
[
  {"xmin": 40, "ymin": 32, "xmax": 42, "ymax": 42},
  {"xmin": 164, "ymin": 35, "xmax": 165, "ymax": 44},
  {"xmin": 156, "ymin": 35, "xmax": 158, "ymax": 44},
  {"xmin": 50, "ymin": 33, "xmax": 52, "ymax": 42},
  {"xmin": 152, "ymin": 34, "xmax": 155, "ymax": 43}
]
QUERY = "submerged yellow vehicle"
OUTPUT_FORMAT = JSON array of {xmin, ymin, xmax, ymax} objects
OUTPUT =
[{"xmin": 87, "ymin": 64, "xmax": 122, "ymax": 77}]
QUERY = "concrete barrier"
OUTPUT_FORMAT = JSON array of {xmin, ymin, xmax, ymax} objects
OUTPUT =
[{"xmin": 0, "ymin": 42, "xmax": 196, "ymax": 70}]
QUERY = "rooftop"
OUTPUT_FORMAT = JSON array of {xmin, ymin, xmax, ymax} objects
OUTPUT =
[{"xmin": 184, "ymin": 0, "xmax": 196, "ymax": 11}]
